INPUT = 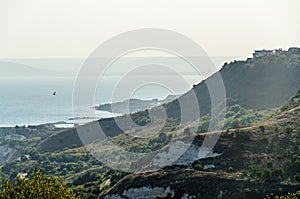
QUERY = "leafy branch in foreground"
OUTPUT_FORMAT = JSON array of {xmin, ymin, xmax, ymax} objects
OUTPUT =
[
  {"xmin": 279, "ymin": 190, "xmax": 300, "ymax": 199},
  {"xmin": 0, "ymin": 169, "xmax": 74, "ymax": 199}
]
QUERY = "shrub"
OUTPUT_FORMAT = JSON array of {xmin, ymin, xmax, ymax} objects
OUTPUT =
[
  {"xmin": 192, "ymin": 162, "xmax": 203, "ymax": 170},
  {"xmin": 0, "ymin": 169, "xmax": 75, "ymax": 198},
  {"xmin": 280, "ymin": 190, "xmax": 300, "ymax": 199},
  {"xmin": 266, "ymin": 161, "xmax": 273, "ymax": 168},
  {"xmin": 263, "ymin": 168, "xmax": 272, "ymax": 182},
  {"xmin": 286, "ymin": 127, "xmax": 293, "ymax": 135},
  {"xmin": 259, "ymin": 125, "xmax": 265, "ymax": 133},
  {"xmin": 294, "ymin": 174, "xmax": 300, "ymax": 183},
  {"xmin": 236, "ymin": 130, "xmax": 251, "ymax": 140},
  {"xmin": 272, "ymin": 168, "xmax": 284, "ymax": 179},
  {"xmin": 256, "ymin": 171, "xmax": 263, "ymax": 178},
  {"xmin": 259, "ymin": 136, "xmax": 269, "ymax": 143}
]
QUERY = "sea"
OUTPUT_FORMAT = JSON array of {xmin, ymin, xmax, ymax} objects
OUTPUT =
[
  {"xmin": 0, "ymin": 76, "xmax": 201, "ymax": 127},
  {"xmin": 0, "ymin": 56, "xmax": 240, "ymax": 127}
]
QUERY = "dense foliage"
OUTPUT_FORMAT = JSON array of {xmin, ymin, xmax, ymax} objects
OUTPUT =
[
  {"xmin": 0, "ymin": 169, "xmax": 74, "ymax": 199},
  {"xmin": 280, "ymin": 190, "xmax": 300, "ymax": 199}
]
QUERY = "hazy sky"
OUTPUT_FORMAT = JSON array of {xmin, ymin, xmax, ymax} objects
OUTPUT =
[{"xmin": 0, "ymin": 0, "xmax": 299, "ymax": 58}]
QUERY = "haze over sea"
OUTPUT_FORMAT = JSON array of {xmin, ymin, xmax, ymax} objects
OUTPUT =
[{"xmin": 0, "ymin": 57, "xmax": 239, "ymax": 127}]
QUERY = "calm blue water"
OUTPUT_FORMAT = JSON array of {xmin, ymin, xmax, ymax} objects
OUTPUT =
[
  {"xmin": 0, "ymin": 76, "xmax": 197, "ymax": 127},
  {"xmin": 0, "ymin": 77, "xmax": 85, "ymax": 127},
  {"xmin": 0, "ymin": 56, "xmax": 237, "ymax": 127}
]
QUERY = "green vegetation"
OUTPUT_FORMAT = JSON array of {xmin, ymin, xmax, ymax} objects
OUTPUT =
[
  {"xmin": 0, "ymin": 146, "xmax": 129, "ymax": 197},
  {"xmin": 1, "ymin": 48, "xmax": 300, "ymax": 198},
  {"xmin": 95, "ymin": 95, "xmax": 178, "ymax": 114},
  {"xmin": 281, "ymin": 87, "xmax": 300, "ymax": 112},
  {"xmin": 272, "ymin": 190, "xmax": 300, "ymax": 199},
  {"xmin": 0, "ymin": 169, "xmax": 74, "ymax": 199},
  {"xmin": 195, "ymin": 102, "xmax": 276, "ymax": 132}
]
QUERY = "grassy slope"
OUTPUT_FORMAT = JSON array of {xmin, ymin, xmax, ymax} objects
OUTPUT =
[
  {"xmin": 101, "ymin": 105, "xmax": 300, "ymax": 198},
  {"xmin": 38, "ymin": 49, "xmax": 300, "ymax": 153},
  {"xmin": 4, "ymin": 50, "xmax": 300, "ymax": 198},
  {"xmin": 3, "ymin": 103, "xmax": 300, "ymax": 198}
]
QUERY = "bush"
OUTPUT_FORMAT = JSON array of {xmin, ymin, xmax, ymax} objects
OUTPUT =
[
  {"xmin": 231, "ymin": 120, "xmax": 240, "ymax": 129},
  {"xmin": 236, "ymin": 130, "xmax": 251, "ymax": 140},
  {"xmin": 21, "ymin": 154, "xmax": 28, "ymax": 162},
  {"xmin": 294, "ymin": 174, "xmax": 300, "ymax": 183},
  {"xmin": 0, "ymin": 169, "xmax": 75, "ymax": 198},
  {"xmin": 256, "ymin": 171, "xmax": 263, "ymax": 178},
  {"xmin": 280, "ymin": 190, "xmax": 300, "ymax": 199},
  {"xmin": 259, "ymin": 125, "xmax": 265, "ymax": 133},
  {"xmin": 29, "ymin": 149, "xmax": 40, "ymax": 160},
  {"xmin": 263, "ymin": 168, "xmax": 272, "ymax": 182},
  {"xmin": 272, "ymin": 168, "xmax": 284, "ymax": 179},
  {"xmin": 192, "ymin": 162, "xmax": 203, "ymax": 170},
  {"xmin": 286, "ymin": 127, "xmax": 293, "ymax": 135},
  {"xmin": 259, "ymin": 136, "xmax": 268, "ymax": 143},
  {"xmin": 266, "ymin": 161, "xmax": 273, "ymax": 168}
]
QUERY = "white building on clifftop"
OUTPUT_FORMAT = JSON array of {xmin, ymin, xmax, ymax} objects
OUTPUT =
[{"xmin": 253, "ymin": 48, "xmax": 283, "ymax": 58}]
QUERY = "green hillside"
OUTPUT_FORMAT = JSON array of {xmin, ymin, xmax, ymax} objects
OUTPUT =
[
  {"xmin": 39, "ymin": 48, "xmax": 300, "ymax": 152},
  {"xmin": 3, "ymin": 48, "xmax": 300, "ymax": 198},
  {"xmin": 166, "ymin": 47, "xmax": 300, "ymax": 118},
  {"xmin": 101, "ymin": 104, "xmax": 300, "ymax": 198}
]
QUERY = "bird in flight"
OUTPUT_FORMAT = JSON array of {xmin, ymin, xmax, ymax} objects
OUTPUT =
[{"xmin": 53, "ymin": 91, "xmax": 56, "ymax": 96}]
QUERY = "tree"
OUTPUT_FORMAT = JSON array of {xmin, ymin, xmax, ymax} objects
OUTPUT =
[
  {"xmin": 29, "ymin": 149, "xmax": 40, "ymax": 160},
  {"xmin": 294, "ymin": 174, "xmax": 300, "ymax": 183},
  {"xmin": 0, "ymin": 169, "xmax": 75, "ymax": 199},
  {"xmin": 285, "ymin": 127, "xmax": 293, "ymax": 135},
  {"xmin": 280, "ymin": 190, "xmax": 300, "ymax": 199},
  {"xmin": 231, "ymin": 120, "xmax": 240, "ymax": 129},
  {"xmin": 158, "ymin": 132, "xmax": 168, "ymax": 143},
  {"xmin": 21, "ymin": 154, "xmax": 28, "ymax": 162},
  {"xmin": 259, "ymin": 125, "xmax": 265, "ymax": 133},
  {"xmin": 263, "ymin": 168, "xmax": 272, "ymax": 182}
]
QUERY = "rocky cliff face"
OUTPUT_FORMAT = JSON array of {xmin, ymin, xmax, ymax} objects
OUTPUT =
[
  {"xmin": 100, "ymin": 168, "xmax": 299, "ymax": 199},
  {"xmin": 147, "ymin": 141, "xmax": 221, "ymax": 169},
  {"xmin": 0, "ymin": 143, "xmax": 16, "ymax": 164},
  {"xmin": 104, "ymin": 186, "xmax": 174, "ymax": 199}
]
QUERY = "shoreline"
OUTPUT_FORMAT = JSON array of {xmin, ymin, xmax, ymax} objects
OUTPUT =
[{"xmin": 0, "ymin": 111, "xmax": 122, "ymax": 129}]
